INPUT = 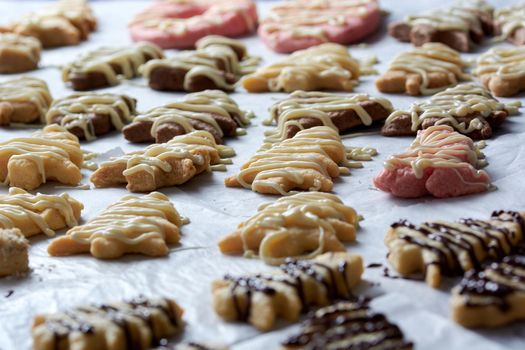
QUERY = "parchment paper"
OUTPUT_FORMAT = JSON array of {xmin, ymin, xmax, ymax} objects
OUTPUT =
[{"xmin": 0, "ymin": 1, "xmax": 524, "ymax": 349}]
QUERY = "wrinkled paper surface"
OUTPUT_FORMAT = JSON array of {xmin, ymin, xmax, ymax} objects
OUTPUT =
[{"xmin": 0, "ymin": 1, "xmax": 524, "ymax": 349}]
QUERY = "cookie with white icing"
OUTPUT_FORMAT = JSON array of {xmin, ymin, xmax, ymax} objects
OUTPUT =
[
  {"xmin": 385, "ymin": 210, "xmax": 524, "ymax": 288},
  {"xmin": 32, "ymin": 296, "xmax": 184, "ymax": 350},
  {"xmin": 7, "ymin": 0, "xmax": 97, "ymax": 48},
  {"xmin": 388, "ymin": 0, "xmax": 494, "ymax": 52},
  {"xmin": 475, "ymin": 46, "xmax": 525, "ymax": 97},
  {"xmin": 225, "ymin": 126, "xmax": 368, "ymax": 195},
  {"xmin": 376, "ymin": 43, "xmax": 470, "ymax": 95},
  {"xmin": 0, "ymin": 187, "xmax": 82, "ymax": 238},
  {"xmin": 140, "ymin": 35, "xmax": 257, "ymax": 92},
  {"xmin": 219, "ymin": 192, "xmax": 360, "ymax": 265},
  {"xmin": 494, "ymin": 3, "xmax": 525, "ymax": 45},
  {"xmin": 122, "ymin": 90, "xmax": 251, "ymax": 144},
  {"xmin": 46, "ymin": 93, "xmax": 137, "ymax": 141},
  {"xmin": 381, "ymin": 83, "xmax": 519, "ymax": 139},
  {"xmin": 0, "ymin": 77, "xmax": 52, "ymax": 126},
  {"xmin": 451, "ymin": 247, "xmax": 525, "ymax": 328},
  {"xmin": 212, "ymin": 252, "xmax": 363, "ymax": 331},
  {"xmin": 48, "ymin": 192, "xmax": 187, "ymax": 259},
  {"xmin": 91, "ymin": 130, "xmax": 234, "ymax": 192},
  {"xmin": 0, "ymin": 228, "xmax": 29, "ymax": 277},
  {"xmin": 0, "ymin": 125, "xmax": 84, "ymax": 190},
  {"xmin": 281, "ymin": 299, "xmax": 413, "ymax": 350},
  {"xmin": 242, "ymin": 43, "xmax": 361, "ymax": 92},
  {"xmin": 62, "ymin": 42, "xmax": 164, "ymax": 90},
  {"xmin": 265, "ymin": 91, "xmax": 393, "ymax": 142},
  {"xmin": 0, "ymin": 33, "xmax": 41, "ymax": 73},
  {"xmin": 374, "ymin": 125, "xmax": 491, "ymax": 198}
]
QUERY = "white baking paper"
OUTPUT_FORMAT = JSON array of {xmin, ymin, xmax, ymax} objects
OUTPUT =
[{"xmin": 0, "ymin": 1, "xmax": 524, "ymax": 349}]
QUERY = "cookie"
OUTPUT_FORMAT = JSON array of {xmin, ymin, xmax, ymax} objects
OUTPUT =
[
  {"xmin": 475, "ymin": 46, "xmax": 525, "ymax": 97},
  {"xmin": 374, "ymin": 125, "xmax": 491, "ymax": 198},
  {"xmin": 140, "ymin": 36, "xmax": 256, "ymax": 92},
  {"xmin": 494, "ymin": 3, "xmax": 525, "ymax": 45},
  {"xmin": 0, "ymin": 33, "xmax": 41, "ymax": 73},
  {"xmin": 91, "ymin": 130, "xmax": 234, "ymax": 192},
  {"xmin": 128, "ymin": 0, "xmax": 257, "ymax": 49},
  {"xmin": 281, "ymin": 299, "xmax": 413, "ymax": 350},
  {"xmin": 258, "ymin": 0, "xmax": 381, "ymax": 53},
  {"xmin": 242, "ymin": 43, "xmax": 361, "ymax": 92},
  {"xmin": 0, "ymin": 125, "xmax": 84, "ymax": 190},
  {"xmin": 32, "ymin": 296, "xmax": 184, "ymax": 350},
  {"xmin": 265, "ymin": 91, "xmax": 393, "ymax": 142},
  {"xmin": 376, "ymin": 43, "xmax": 470, "ymax": 95},
  {"xmin": 62, "ymin": 42, "xmax": 164, "ymax": 91},
  {"xmin": 7, "ymin": 0, "xmax": 97, "ymax": 48},
  {"xmin": 46, "ymin": 93, "xmax": 137, "ymax": 141},
  {"xmin": 225, "ymin": 126, "xmax": 361, "ymax": 195},
  {"xmin": 0, "ymin": 228, "xmax": 29, "ymax": 277},
  {"xmin": 451, "ymin": 249, "xmax": 525, "ymax": 327},
  {"xmin": 381, "ymin": 83, "xmax": 519, "ymax": 140},
  {"xmin": 0, "ymin": 77, "xmax": 52, "ymax": 126},
  {"xmin": 212, "ymin": 252, "xmax": 363, "ymax": 331},
  {"xmin": 48, "ymin": 192, "xmax": 187, "ymax": 259},
  {"xmin": 385, "ymin": 211, "xmax": 524, "ymax": 288},
  {"xmin": 0, "ymin": 187, "xmax": 82, "ymax": 238},
  {"xmin": 388, "ymin": 0, "xmax": 494, "ymax": 52},
  {"xmin": 123, "ymin": 90, "xmax": 251, "ymax": 144},
  {"xmin": 219, "ymin": 192, "xmax": 360, "ymax": 265}
]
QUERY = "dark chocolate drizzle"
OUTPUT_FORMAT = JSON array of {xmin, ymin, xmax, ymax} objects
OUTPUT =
[
  {"xmin": 282, "ymin": 300, "xmax": 413, "ymax": 350},
  {"xmin": 44, "ymin": 296, "xmax": 179, "ymax": 350},
  {"xmin": 224, "ymin": 257, "xmax": 353, "ymax": 321},
  {"xmin": 390, "ymin": 211, "xmax": 522, "ymax": 277}
]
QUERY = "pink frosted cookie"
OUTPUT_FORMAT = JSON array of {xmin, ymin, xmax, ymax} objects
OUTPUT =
[
  {"xmin": 258, "ymin": 0, "xmax": 381, "ymax": 53},
  {"xmin": 129, "ymin": 0, "xmax": 258, "ymax": 49},
  {"xmin": 373, "ymin": 125, "xmax": 491, "ymax": 198}
]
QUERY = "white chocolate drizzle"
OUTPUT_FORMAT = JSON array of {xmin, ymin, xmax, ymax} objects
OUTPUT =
[
  {"xmin": 65, "ymin": 192, "xmax": 186, "ymax": 245},
  {"xmin": 46, "ymin": 93, "xmax": 136, "ymax": 141},
  {"xmin": 475, "ymin": 46, "xmax": 525, "ymax": 80},
  {"xmin": 0, "ymin": 187, "xmax": 82, "ymax": 237},
  {"xmin": 494, "ymin": 3, "xmax": 525, "ymax": 40},
  {"xmin": 0, "ymin": 33, "xmax": 41, "ymax": 65},
  {"xmin": 385, "ymin": 83, "xmax": 520, "ymax": 133},
  {"xmin": 0, "ymin": 77, "xmax": 52, "ymax": 124}
]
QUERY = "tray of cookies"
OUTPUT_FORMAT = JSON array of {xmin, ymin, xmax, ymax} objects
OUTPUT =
[{"xmin": 0, "ymin": 0, "xmax": 524, "ymax": 349}]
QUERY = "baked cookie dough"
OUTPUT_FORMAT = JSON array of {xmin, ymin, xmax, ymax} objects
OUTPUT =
[
  {"xmin": 0, "ymin": 33, "xmax": 41, "ymax": 73},
  {"xmin": 376, "ymin": 43, "xmax": 470, "ymax": 95},
  {"xmin": 388, "ymin": 0, "xmax": 494, "ymax": 52},
  {"xmin": 91, "ymin": 130, "xmax": 234, "ymax": 192},
  {"xmin": 62, "ymin": 42, "xmax": 164, "ymax": 90},
  {"xmin": 0, "ymin": 125, "xmax": 84, "ymax": 190},
  {"xmin": 0, "ymin": 187, "xmax": 82, "ymax": 238},
  {"xmin": 265, "ymin": 91, "xmax": 393, "ymax": 142},
  {"xmin": 123, "ymin": 90, "xmax": 252, "ymax": 144},
  {"xmin": 6, "ymin": 0, "xmax": 97, "ymax": 48},
  {"xmin": 281, "ymin": 299, "xmax": 414, "ymax": 349},
  {"xmin": 219, "ymin": 192, "xmax": 360, "ymax": 265},
  {"xmin": 48, "ymin": 192, "xmax": 187, "ymax": 259},
  {"xmin": 494, "ymin": 3, "xmax": 525, "ymax": 45},
  {"xmin": 225, "ymin": 126, "xmax": 362, "ymax": 195},
  {"xmin": 32, "ymin": 296, "xmax": 184, "ymax": 350},
  {"xmin": 451, "ymin": 248, "xmax": 525, "ymax": 328},
  {"xmin": 385, "ymin": 210, "xmax": 524, "ymax": 288},
  {"xmin": 0, "ymin": 77, "xmax": 52, "ymax": 126},
  {"xmin": 381, "ymin": 83, "xmax": 519, "ymax": 140},
  {"xmin": 0, "ymin": 228, "xmax": 29, "ymax": 277},
  {"xmin": 258, "ymin": 0, "xmax": 381, "ymax": 53},
  {"xmin": 475, "ymin": 46, "xmax": 525, "ymax": 97},
  {"xmin": 212, "ymin": 252, "xmax": 363, "ymax": 331},
  {"xmin": 374, "ymin": 125, "xmax": 491, "ymax": 198},
  {"xmin": 242, "ymin": 43, "xmax": 361, "ymax": 92},
  {"xmin": 46, "ymin": 93, "xmax": 137, "ymax": 141},
  {"xmin": 140, "ymin": 36, "xmax": 257, "ymax": 92},
  {"xmin": 129, "ymin": 0, "xmax": 257, "ymax": 49}
]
